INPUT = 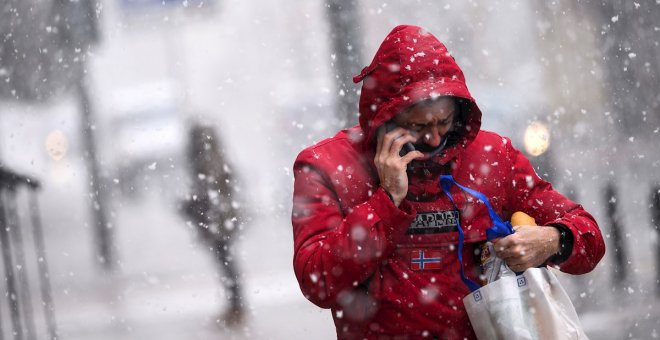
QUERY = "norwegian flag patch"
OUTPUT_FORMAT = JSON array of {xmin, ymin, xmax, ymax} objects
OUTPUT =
[{"xmin": 411, "ymin": 249, "xmax": 443, "ymax": 270}]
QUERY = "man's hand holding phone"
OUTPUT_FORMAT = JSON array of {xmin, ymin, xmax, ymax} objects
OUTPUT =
[{"xmin": 375, "ymin": 123, "xmax": 424, "ymax": 207}]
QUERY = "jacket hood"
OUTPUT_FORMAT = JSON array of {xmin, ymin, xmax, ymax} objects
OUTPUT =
[{"xmin": 353, "ymin": 25, "xmax": 482, "ymax": 156}]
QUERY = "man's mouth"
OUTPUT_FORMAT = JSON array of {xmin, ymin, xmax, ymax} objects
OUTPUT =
[
  {"xmin": 411, "ymin": 136, "xmax": 450, "ymax": 160},
  {"xmin": 413, "ymin": 143, "xmax": 438, "ymax": 153},
  {"xmin": 413, "ymin": 142, "xmax": 440, "ymax": 153}
]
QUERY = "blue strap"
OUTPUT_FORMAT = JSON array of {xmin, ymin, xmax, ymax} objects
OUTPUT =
[{"xmin": 439, "ymin": 175, "xmax": 514, "ymax": 292}]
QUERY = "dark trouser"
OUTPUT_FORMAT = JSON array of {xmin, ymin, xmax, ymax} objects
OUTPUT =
[{"xmin": 214, "ymin": 238, "xmax": 242, "ymax": 309}]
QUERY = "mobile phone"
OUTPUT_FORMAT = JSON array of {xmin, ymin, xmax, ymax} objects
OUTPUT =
[{"xmin": 382, "ymin": 121, "xmax": 416, "ymax": 157}]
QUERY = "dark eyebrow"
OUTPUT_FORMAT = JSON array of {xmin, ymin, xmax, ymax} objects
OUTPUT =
[{"xmin": 401, "ymin": 114, "xmax": 453, "ymax": 126}]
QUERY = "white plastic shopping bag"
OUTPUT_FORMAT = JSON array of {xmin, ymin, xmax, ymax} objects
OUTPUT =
[{"xmin": 463, "ymin": 264, "xmax": 589, "ymax": 340}]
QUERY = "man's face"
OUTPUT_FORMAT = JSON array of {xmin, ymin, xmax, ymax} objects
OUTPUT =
[{"xmin": 393, "ymin": 97, "xmax": 456, "ymax": 152}]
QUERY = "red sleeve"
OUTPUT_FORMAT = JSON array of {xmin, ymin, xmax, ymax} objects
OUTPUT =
[
  {"xmin": 292, "ymin": 157, "xmax": 416, "ymax": 309},
  {"xmin": 504, "ymin": 138, "xmax": 605, "ymax": 274}
]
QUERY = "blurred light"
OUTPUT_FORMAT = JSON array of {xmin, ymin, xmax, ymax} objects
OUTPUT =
[
  {"xmin": 523, "ymin": 121, "xmax": 550, "ymax": 157},
  {"xmin": 45, "ymin": 130, "xmax": 68, "ymax": 161}
]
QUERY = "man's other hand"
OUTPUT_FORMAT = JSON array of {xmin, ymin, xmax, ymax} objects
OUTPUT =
[{"xmin": 492, "ymin": 225, "xmax": 560, "ymax": 272}]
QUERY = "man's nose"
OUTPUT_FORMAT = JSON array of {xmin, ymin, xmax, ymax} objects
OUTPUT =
[{"xmin": 423, "ymin": 125, "xmax": 442, "ymax": 147}]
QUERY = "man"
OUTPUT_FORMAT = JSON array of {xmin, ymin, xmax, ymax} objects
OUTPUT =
[{"xmin": 291, "ymin": 25, "xmax": 605, "ymax": 339}]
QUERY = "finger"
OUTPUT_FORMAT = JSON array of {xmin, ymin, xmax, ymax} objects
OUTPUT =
[
  {"xmin": 375, "ymin": 127, "xmax": 394, "ymax": 166},
  {"xmin": 401, "ymin": 150, "xmax": 424, "ymax": 164},
  {"xmin": 389, "ymin": 133, "xmax": 418, "ymax": 156},
  {"xmin": 494, "ymin": 235, "xmax": 513, "ymax": 250},
  {"xmin": 511, "ymin": 262, "xmax": 532, "ymax": 272},
  {"xmin": 504, "ymin": 256, "xmax": 528, "ymax": 270},
  {"xmin": 381, "ymin": 128, "xmax": 408, "ymax": 156},
  {"xmin": 495, "ymin": 243, "xmax": 522, "ymax": 260},
  {"xmin": 495, "ymin": 246, "xmax": 514, "ymax": 260},
  {"xmin": 508, "ymin": 264, "xmax": 526, "ymax": 273},
  {"xmin": 493, "ymin": 243, "xmax": 508, "ymax": 258},
  {"xmin": 504, "ymin": 259, "xmax": 518, "ymax": 271}
]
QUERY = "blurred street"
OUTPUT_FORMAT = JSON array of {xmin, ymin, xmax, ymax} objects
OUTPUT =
[{"xmin": 45, "ymin": 193, "xmax": 335, "ymax": 340}]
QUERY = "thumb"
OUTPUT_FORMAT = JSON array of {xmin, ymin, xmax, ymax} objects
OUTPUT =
[{"xmin": 401, "ymin": 150, "xmax": 424, "ymax": 163}]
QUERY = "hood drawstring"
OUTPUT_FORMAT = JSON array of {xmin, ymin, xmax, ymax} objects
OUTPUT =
[{"xmin": 353, "ymin": 65, "xmax": 375, "ymax": 84}]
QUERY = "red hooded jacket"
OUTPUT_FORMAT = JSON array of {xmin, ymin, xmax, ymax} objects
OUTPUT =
[{"xmin": 292, "ymin": 25, "xmax": 605, "ymax": 339}]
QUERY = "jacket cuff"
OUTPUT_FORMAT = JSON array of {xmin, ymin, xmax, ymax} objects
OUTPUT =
[
  {"xmin": 370, "ymin": 188, "xmax": 416, "ymax": 236},
  {"xmin": 547, "ymin": 223, "xmax": 574, "ymax": 265}
]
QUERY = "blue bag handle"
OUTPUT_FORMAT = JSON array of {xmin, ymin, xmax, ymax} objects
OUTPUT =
[{"xmin": 439, "ymin": 175, "xmax": 514, "ymax": 292}]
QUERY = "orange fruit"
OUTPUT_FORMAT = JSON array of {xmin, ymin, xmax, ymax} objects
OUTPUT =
[{"xmin": 511, "ymin": 211, "xmax": 536, "ymax": 226}]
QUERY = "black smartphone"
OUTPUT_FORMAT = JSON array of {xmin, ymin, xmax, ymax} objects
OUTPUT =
[{"xmin": 382, "ymin": 122, "xmax": 416, "ymax": 157}]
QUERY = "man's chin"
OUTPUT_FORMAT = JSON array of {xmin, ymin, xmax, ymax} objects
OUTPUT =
[
  {"xmin": 413, "ymin": 144, "xmax": 438, "ymax": 153},
  {"xmin": 412, "ymin": 144, "xmax": 444, "ymax": 160}
]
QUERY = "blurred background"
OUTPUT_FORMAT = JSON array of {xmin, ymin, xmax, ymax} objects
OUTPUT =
[{"xmin": 1, "ymin": 0, "xmax": 659, "ymax": 339}]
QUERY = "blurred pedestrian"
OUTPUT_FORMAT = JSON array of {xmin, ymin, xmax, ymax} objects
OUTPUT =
[
  {"xmin": 291, "ymin": 25, "xmax": 605, "ymax": 339},
  {"xmin": 180, "ymin": 122, "xmax": 245, "ymax": 327}
]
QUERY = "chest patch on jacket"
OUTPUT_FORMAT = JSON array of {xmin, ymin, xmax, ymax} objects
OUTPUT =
[
  {"xmin": 411, "ymin": 249, "xmax": 443, "ymax": 270},
  {"xmin": 408, "ymin": 210, "xmax": 459, "ymax": 234}
]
